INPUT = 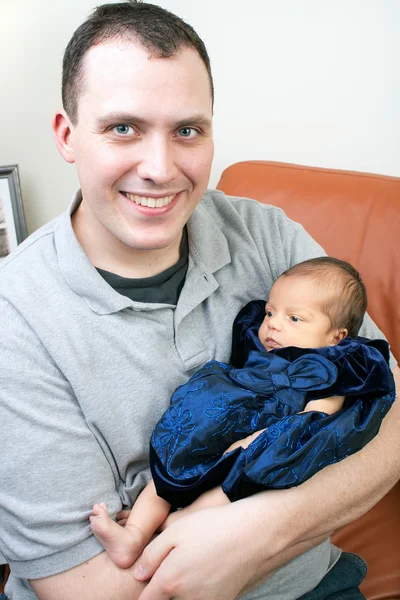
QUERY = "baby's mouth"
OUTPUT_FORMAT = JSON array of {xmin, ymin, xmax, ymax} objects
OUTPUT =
[{"xmin": 265, "ymin": 337, "xmax": 282, "ymax": 348}]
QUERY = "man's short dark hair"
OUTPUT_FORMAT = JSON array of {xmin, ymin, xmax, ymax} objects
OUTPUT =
[
  {"xmin": 282, "ymin": 257, "xmax": 367, "ymax": 338},
  {"xmin": 62, "ymin": 1, "xmax": 214, "ymax": 124}
]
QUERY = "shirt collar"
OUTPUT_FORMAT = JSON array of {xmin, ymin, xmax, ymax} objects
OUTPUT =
[{"xmin": 55, "ymin": 190, "xmax": 231, "ymax": 315}]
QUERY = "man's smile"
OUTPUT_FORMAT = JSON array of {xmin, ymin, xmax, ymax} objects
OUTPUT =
[{"xmin": 123, "ymin": 192, "xmax": 177, "ymax": 208}]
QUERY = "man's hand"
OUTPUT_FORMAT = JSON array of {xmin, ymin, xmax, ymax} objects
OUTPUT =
[
  {"xmin": 132, "ymin": 490, "xmax": 328, "ymax": 600},
  {"xmin": 133, "ymin": 499, "xmax": 272, "ymax": 600}
]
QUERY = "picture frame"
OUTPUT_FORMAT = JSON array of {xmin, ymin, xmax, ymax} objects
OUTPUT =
[{"xmin": 0, "ymin": 165, "xmax": 28, "ymax": 259}]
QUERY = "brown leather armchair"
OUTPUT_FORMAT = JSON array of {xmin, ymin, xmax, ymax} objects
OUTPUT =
[
  {"xmin": 217, "ymin": 160, "xmax": 400, "ymax": 600},
  {"xmin": 1, "ymin": 161, "xmax": 399, "ymax": 598}
]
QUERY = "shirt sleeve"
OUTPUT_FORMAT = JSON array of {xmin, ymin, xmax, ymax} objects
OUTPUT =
[
  {"xmin": 0, "ymin": 298, "xmax": 121, "ymax": 579},
  {"xmin": 232, "ymin": 199, "xmax": 326, "ymax": 280}
]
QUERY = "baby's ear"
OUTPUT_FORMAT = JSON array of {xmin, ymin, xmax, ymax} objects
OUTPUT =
[{"xmin": 331, "ymin": 328, "xmax": 348, "ymax": 345}]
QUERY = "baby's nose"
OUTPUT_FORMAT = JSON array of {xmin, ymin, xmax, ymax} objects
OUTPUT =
[{"xmin": 268, "ymin": 314, "xmax": 283, "ymax": 330}]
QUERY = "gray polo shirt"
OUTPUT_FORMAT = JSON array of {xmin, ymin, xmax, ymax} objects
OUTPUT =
[{"xmin": 0, "ymin": 190, "xmax": 392, "ymax": 599}]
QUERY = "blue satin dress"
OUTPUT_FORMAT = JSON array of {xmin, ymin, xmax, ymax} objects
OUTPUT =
[{"xmin": 150, "ymin": 300, "xmax": 395, "ymax": 507}]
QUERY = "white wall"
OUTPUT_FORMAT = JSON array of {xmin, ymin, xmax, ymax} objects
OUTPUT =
[{"xmin": 1, "ymin": 0, "xmax": 399, "ymax": 234}]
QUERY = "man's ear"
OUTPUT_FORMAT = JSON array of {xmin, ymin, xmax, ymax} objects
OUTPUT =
[
  {"xmin": 52, "ymin": 109, "xmax": 76, "ymax": 164},
  {"xmin": 330, "ymin": 328, "xmax": 348, "ymax": 345}
]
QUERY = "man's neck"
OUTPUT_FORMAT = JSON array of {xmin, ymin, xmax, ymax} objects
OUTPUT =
[
  {"xmin": 71, "ymin": 205, "xmax": 183, "ymax": 279},
  {"xmin": 91, "ymin": 244, "xmax": 182, "ymax": 279}
]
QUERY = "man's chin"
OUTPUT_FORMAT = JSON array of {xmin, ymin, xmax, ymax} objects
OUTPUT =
[{"xmin": 120, "ymin": 232, "xmax": 183, "ymax": 254}]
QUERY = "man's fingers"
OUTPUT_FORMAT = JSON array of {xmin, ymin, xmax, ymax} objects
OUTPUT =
[
  {"xmin": 136, "ymin": 552, "xmax": 177, "ymax": 600},
  {"xmin": 134, "ymin": 531, "xmax": 174, "ymax": 581}
]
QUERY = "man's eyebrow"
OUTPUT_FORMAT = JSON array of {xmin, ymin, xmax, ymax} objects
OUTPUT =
[
  {"xmin": 174, "ymin": 116, "xmax": 212, "ymax": 128},
  {"xmin": 95, "ymin": 112, "xmax": 212, "ymax": 129}
]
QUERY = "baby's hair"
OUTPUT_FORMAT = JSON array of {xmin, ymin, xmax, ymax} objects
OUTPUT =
[{"xmin": 281, "ymin": 257, "xmax": 367, "ymax": 338}]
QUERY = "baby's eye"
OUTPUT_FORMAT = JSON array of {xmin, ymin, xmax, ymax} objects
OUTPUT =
[
  {"xmin": 290, "ymin": 315, "xmax": 300, "ymax": 322},
  {"xmin": 265, "ymin": 310, "xmax": 274, "ymax": 318}
]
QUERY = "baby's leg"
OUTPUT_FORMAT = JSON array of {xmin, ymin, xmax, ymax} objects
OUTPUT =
[
  {"xmin": 127, "ymin": 480, "xmax": 171, "ymax": 537},
  {"xmin": 90, "ymin": 502, "xmax": 147, "ymax": 569},
  {"xmin": 90, "ymin": 481, "xmax": 170, "ymax": 569}
]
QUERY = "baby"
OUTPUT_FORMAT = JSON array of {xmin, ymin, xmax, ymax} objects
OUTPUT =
[{"xmin": 90, "ymin": 257, "xmax": 395, "ymax": 568}]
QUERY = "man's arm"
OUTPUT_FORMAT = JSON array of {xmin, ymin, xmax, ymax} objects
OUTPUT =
[
  {"xmin": 30, "ymin": 372, "xmax": 400, "ymax": 600},
  {"xmin": 285, "ymin": 365, "xmax": 400, "ymax": 534},
  {"xmin": 128, "ymin": 366, "xmax": 400, "ymax": 600},
  {"xmin": 30, "ymin": 553, "xmax": 146, "ymax": 600},
  {"xmin": 0, "ymin": 298, "xmax": 147, "ymax": 600}
]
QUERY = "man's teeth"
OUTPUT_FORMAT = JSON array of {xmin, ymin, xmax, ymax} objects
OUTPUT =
[{"xmin": 124, "ymin": 193, "xmax": 176, "ymax": 208}]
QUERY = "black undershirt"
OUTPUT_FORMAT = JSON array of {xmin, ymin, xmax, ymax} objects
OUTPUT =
[{"xmin": 96, "ymin": 228, "xmax": 188, "ymax": 305}]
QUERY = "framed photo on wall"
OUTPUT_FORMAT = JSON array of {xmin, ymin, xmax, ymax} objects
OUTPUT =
[{"xmin": 0, "ymin": 165, "xmax": 27, "ymax": 260}]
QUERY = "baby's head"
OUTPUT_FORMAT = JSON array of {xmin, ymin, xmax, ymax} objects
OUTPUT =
[{"xmin": 258, "ymin": 257, "xmax": 367, "ymax": 351}]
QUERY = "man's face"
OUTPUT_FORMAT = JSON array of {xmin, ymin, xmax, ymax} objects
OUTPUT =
[{"xmin": 61, "ymin": 39, "xmax": 214, "ymax": 263}]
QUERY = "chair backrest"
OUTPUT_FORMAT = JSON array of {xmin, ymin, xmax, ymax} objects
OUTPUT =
[
  {"xmin": 217, "ymin": 160, "xmax": 400, "ymax": 600},
  {"xmin": 217, "ymin": 160, "xmax": 400, "ymax": 362}
]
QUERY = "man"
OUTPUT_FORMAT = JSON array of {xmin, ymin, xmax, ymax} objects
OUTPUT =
[{"xmin": 0, "ymin": 2, "xmax": 399, "ymax": 599}]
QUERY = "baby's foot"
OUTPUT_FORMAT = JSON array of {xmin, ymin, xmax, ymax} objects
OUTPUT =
[{"xmin": 90, "ymin": 502, "xmax": 146, "ymax": 569}]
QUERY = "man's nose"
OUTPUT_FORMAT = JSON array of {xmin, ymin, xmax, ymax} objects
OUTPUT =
[{"xmin": 136, "ymin": 135, "xmax": 178, "ymax": 185}]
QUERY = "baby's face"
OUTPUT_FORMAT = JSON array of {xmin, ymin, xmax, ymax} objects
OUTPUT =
[{"xmin": 258, "ymin": 275, "xmax": 339, "ymax": 351}]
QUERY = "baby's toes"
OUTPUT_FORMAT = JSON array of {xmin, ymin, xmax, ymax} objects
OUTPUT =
[{"xmin": 92, "ymin": 502, "xmax": 108, "ymax": 518}]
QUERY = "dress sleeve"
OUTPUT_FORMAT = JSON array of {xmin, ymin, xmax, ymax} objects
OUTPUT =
[{"xmin": 305, "ymin": 338, "xmax": 395, "ymax": 400}]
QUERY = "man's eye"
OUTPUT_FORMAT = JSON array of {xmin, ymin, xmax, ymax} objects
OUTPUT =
[
  {"xmin": 177, "ymin": 127, "xmax": 198, "ymax": 139},
  {"xmin": 290, "ymin": 316, "xmax": 300, "ymax": 322},
  {"xmin": 113, "ymin": 124, "xmax": 133, "ymax": 136}
]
